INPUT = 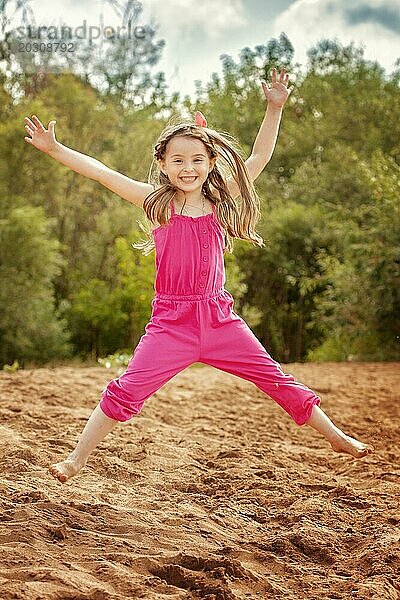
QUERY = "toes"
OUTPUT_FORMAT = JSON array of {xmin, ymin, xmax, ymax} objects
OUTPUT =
[
  {"xmin": 330, "ymin": 438, "xmax": 374, "ymax": 458},
  {"xmin": 49, "ymin": 464, "xmax": 67, "ymax": 483},
  {"xmin": 55, "ymin": 469, "xmax": 67, "ymax": 483},
  {"xmin": 356, "ymin": 444, "xmax": 374, "ymax": 458}
]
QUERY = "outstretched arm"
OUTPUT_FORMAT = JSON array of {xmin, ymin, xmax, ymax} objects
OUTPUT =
[
  {"xmin": 227, "ymin": 67, "xmax": 293, "ymax": 198},
  {"xmin": 23, "ymin": 115, "xmax": 153, "ymax": 208}
]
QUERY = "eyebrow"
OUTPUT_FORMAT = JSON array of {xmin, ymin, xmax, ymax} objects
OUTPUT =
[{"xmin": 169, "ymin": 153, "xmax": 206, "ymax": 158}]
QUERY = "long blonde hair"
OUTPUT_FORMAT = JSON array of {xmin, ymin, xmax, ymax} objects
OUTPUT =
[{"xmin": 132, "ymin": 118, "xmax": 265, "ymax": 255}]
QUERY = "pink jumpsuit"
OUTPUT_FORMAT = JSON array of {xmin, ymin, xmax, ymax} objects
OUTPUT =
[{"xmin": 100, "ymin": 199, "xmax": 321, "ymax": 425}]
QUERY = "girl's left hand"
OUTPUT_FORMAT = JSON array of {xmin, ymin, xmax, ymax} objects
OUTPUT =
[{"xmin": 261, "ymin": 67, "xmax": 293, "ymax": 108}]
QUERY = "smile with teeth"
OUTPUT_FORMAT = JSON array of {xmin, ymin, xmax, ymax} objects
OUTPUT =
[{"xmin": 180, "ymin": 176, "xmax": 197, "ymax": 183}]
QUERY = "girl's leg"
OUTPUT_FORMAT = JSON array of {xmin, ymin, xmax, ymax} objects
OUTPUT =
[
  {"xmin": 201, "ymin": 302, "xmax": 374, "ymax": 459},
  {"xmin": 49, "ymin": 404, "xmax": 119, "ymax": 483},
  {"xmin": 305, "ymin": 404, "xmax": 374, "ymax": 458},
  {"xmin": 50, "ymin": 304, "xmax": 200, "ymax": 483}
]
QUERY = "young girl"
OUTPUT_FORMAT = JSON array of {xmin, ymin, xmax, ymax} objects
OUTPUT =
[{"xmin": 24, "ymin": 67, "xmax": 373, "ymax": 483}]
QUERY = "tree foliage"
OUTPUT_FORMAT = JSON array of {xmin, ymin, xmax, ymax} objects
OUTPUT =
[
  {"xmin": 1, "ymin": 26, "xmax": 399, "ymax": 365},
  {"xmin": 0, "ymin": 206, "xmax": 71, "ymax": 365}
]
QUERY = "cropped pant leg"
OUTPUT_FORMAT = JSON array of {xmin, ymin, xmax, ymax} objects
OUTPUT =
[
  {"xmin": 199, "ymin": 291, "xmax": 321, "ymax": 426},
  {"xmin": 100, "ymin": 297, "xmax": 200, "ymax": 421}
]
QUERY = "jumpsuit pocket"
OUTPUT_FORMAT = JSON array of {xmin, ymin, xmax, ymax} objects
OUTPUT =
[
  {"xmin": 212, "ymin": 290, "xmax": 240, "ymax": 326},
  {"xmin": 151, "ymin": 298, "xmax": 187, "ymax": 324},
  {"xmin": 152, "ymin": 299, "xmax": 174, "ymax": 318},
  {"xmin": 222, "ymin": 290, "xmax": 236, "ymax": 313}
]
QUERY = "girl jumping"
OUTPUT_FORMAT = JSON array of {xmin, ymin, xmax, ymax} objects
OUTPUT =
[{"xmin": 23, "ymin": 67, "xmax": 373, "ymax": 483}]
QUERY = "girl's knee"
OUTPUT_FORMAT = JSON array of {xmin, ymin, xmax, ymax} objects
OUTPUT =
[{"xmin": 100, "ymin": 381, "xmax": 145, "ymax": 421}]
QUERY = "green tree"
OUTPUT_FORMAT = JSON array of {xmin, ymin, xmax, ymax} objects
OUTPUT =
[
  {"xmin": 2, "ymin": 29, "xmax": 399, "ymax": 365},
  {"xmin": 66, "ymin": 230, "xmax": 155, "ymax": 359},
  {"xmin": 0, "ymin": 205, "xmax": 71, "ymax": 366},
  {"xmin": 308, "ymin": 150, "xmax": 400, "ymax": 360},
  {"xmin": 234, "ymin": 202, "xmax": 343, "ymax": 362}
]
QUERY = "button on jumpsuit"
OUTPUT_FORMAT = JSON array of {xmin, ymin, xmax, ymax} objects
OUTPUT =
[{"xmin": 100, "ymin": 199, "xmax": 321, "ymax": 425}]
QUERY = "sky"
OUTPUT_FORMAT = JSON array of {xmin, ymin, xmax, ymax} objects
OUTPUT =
[{"xmin": 6, "ymin": 0, "xmax": 400, "ymax": 99}]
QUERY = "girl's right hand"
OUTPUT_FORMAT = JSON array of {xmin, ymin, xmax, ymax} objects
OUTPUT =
[{"xmin": 24, "ymin": 115, "xmax": 58, "ymax": 154}]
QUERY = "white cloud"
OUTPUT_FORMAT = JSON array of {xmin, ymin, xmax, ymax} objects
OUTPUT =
[
  {"xmin": 144, "ymin": 0, "xmax": 247, "ymax": 39},
  {"xmin": 273, "ymin": 0, "xmax": 400, "ymax": 74},
  {"xmin": 138, "ymin": 0, "xmax": 248, "ymax": 99}
]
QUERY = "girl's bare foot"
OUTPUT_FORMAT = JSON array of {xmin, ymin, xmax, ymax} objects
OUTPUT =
[
  {"xmin": 305, "ymin": 406, "xmax": 374, "ymax": 459},
  {"xmin": 49, "ymin": 457, "xmax": 86, "ymax": 483},
  {"xmin": 330, "ymin": 433, "xmax": 374, "ymax": 458},
  {"xmin": 48, "ymin": 404, "xmax": 118, "ymax": 483}
]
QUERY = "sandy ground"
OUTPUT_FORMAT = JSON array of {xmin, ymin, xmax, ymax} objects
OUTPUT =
[{"xmin": 0, "ymin": 361, "xmax": 399, "ymax": 600}]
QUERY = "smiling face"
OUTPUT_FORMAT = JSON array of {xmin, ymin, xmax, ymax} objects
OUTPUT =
[{"xmin": 159, "ymin": 135, "xmax": 216, "ymax": 193}]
